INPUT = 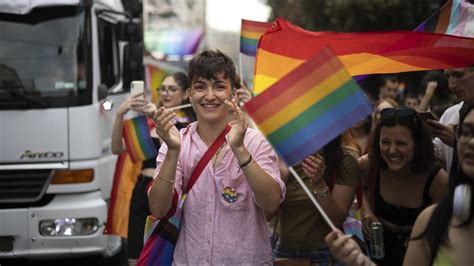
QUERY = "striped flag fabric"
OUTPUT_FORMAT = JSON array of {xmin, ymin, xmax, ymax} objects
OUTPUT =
[
  {"xmin": 254, "ymin": 18, "xmax": 474, "ymax": 94},
  {"xmin": 415, "ymin": 0, "xmax": 473, "ymax": 37},
  {"xmin": 244, "ymin": 47, "xmax": 372, "ymax": 166},
  {"xmin": 240, "ymin": 19, "xmax": 272, "ymax": 56},
  {"xmin": 145, "ymin": 64, "xmax": 168, "ymax": 104},
  {"xmin": 122, "ymin": 116, "xmax": 158, "ymax": 163},
  {"xmin": 104, "ymin": 152, "xmax": 142, "ymax": 237}
]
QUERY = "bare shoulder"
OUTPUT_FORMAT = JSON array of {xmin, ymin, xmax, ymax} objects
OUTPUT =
[{"xmin": 430, "ymin": 168, "xmax": 449, "ymax": 202}]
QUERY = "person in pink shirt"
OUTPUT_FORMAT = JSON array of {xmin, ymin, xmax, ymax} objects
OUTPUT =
[{"xmin": 148, "ymin": 50, "xmax": 285, "ymax": 265}]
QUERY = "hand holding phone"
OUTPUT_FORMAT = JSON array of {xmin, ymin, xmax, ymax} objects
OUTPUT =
[
  {"xmin": 418, "ymin": 111, "xmax": 437, "ymax": 121},
  {"xmin": 130, "ymin": 80, "xmax": 145, "ymax": 98}
]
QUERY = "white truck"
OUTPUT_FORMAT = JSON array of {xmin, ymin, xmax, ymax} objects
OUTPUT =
[{"xmin": 0, "ymin": 0, "xmax": 143, "ymax": 263}]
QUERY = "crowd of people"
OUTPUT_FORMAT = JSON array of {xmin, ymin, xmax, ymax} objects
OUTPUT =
[{"xmin": 113, "ymin": 49, "xmax": 473, "ymax": 265}]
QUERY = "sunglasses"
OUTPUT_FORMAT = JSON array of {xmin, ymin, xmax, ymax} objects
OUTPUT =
[{"xmin": 380, "ymin": 108, "xmax": 417, "ymax": 125}]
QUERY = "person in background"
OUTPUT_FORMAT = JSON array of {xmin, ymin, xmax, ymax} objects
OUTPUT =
[
  {"xmin": 427, "ymin": 66, "xmax": 474, "ymax": 175},
  {"xmin": 378, "ymin": 75, "xmax": 400, "ymax": 101},
  {"xmin": 111, "ymin": 72, "xmax": 194, "ymax": 265},
  {"xmin": 359, "ymin": 108, "xmax": 448, "ymax": 266},
  {"xmin": 417, "ymin": 70, "xmax": 456, "ymax": 120},
  {"xmin": 273, "ymin": 136, "xmax": 359, "ymax": 266},
  {"xmin": 403, "ymin": 91, "xmax": 421, "ymax": 111},
  {"xmin": 404, "ymin": 105, "xmax": 474, "ymax": 265},
  {"xmin": 148, "ymin": 50, "xmax": 285, "ymax": 264}
]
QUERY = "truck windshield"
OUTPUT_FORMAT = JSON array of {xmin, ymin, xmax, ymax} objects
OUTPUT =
[{"xmin": 0, "ymin": 5, "xmax": 91, "ymax": 109}]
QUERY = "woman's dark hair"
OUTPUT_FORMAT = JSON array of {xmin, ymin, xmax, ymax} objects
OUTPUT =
[
  {"xmin": 188, "ymin": 50, "xmax": 236, "ymax": 89},
  {"xmin": 322, "ymin": 136, "xmax": 343, "ymax": 187},
  {"xmin": 172, "ymin": 71, "xmax": 189, "ymax": 92},
  {"xmin": 414, "ymin": 105, "xmax": 474, "ymax": 265},
  {"xmin": 168, "ymin": 71, "xmax": 196, "ymax": 122},
  {"xmin": 369, "ymin": 110, "xmax": 435, "ymax": 174}
]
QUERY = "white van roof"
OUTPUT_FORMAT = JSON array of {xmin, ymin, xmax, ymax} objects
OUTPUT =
[
  {"xmin": 0, "ymin": 0, "xmax": 79, "ymax": 14},
  {"xmin": 0, "ymin": 0, "xmax": 124, "ymax": 15}
]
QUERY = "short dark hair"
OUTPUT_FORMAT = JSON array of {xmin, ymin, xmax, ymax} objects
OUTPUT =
[
  {"xmin": 188, "ymin": 50, "xmax": 236, "ymax": 89},
  {"xmin": 369, "ymin": 112, "xmax": 435, "ymax": 174},
  {"xmin": 380, "ymin": 74, "xmax": 399, "ymax": 87}
]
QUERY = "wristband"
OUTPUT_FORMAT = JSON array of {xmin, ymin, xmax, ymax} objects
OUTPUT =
[{"xmin": 238, "ymin": 154, "xmax": 253, "ymax": 172}]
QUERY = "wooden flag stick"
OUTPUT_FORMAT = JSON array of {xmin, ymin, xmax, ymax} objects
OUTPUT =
[{"xmin": 288, "ymin": 166, "xmax": 337, "ymax": 231}]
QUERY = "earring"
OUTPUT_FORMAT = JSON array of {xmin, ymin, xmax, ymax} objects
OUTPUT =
[{"xmin": 453, "ymin": 184, "xmax": 471, "ymax": 223}]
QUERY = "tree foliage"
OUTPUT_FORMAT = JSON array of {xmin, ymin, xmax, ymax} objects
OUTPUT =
[{"xmin": 266, "ymin": 0, "xmax": 447, "ymax": 32}]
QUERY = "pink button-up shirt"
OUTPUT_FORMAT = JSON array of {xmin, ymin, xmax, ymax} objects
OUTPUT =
[{"xmin": 154, "ymin": 122, "xmax": 285, "ymax": 265}]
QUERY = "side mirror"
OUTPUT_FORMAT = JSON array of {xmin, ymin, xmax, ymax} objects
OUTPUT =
[
  {"xmin": 122, "ymin": 43, "xmax": 144, "ymax": 91},
  {"xmin": 116, "ymin": 19, "xmax": 142, "ymax": 43},
  {"xmin": 98, "ymin": 84, "xmax": 108, "ymax": 100}
]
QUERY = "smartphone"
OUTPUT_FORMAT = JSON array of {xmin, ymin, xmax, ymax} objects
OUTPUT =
[
  {"xmin": 130, "ymin": 80, "xmax": 145, "ymax": 97},
  {"xmin": 418, "ymin": 111, "xmax": 438, "ymax": 121}
]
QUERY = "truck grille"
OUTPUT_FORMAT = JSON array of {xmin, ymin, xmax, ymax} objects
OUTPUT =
[{"xmin": 0, "ymin": 169, "xmax": 52, "ymax": 203}]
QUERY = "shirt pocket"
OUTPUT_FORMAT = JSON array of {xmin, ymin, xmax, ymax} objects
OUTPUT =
[{"xmin": 218, "ymin": 165, "xmax": 251, "ymax": 211}]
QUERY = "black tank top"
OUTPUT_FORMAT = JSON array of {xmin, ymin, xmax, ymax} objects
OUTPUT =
[{"xmin": 374, "ymin": 165, "xmax": 440, "ymax": 226}]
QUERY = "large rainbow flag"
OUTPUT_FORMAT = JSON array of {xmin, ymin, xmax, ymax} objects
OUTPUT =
[
  {"xmin": 104, "ymin": 152, "xmax": 142, "ymax": 237},
  {"xmin": 122, "ymin": 116, "xmax": 158, "ymax": 163},
  {"xmin": 415, "ymin": 0, "xmax": 474, "ymax": 37},
  {"xmin": 254, "ymin": 18, "xmax": 474, "ymax": 94},
  {"xmin": 244, "ymin": 47, "xmax": 372, "ymax": 165},
  {"xmin": 240, "ymin": 19, "xmax": 272, "ymax": 56}
]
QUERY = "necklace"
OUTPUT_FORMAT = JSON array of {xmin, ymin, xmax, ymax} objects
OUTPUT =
[{"xmin": 212, "ymin": 143, "xmax": 225, "ymax": 169}]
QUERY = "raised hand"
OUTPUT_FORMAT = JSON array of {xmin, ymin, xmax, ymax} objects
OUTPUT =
[
  {"xmin": 116, "ymin": 94, "xmax": 147, "ymax": 116},
  {"xmin": 325, "ymin": 230, "xmax": 372, "ymax": 266},
  {"xmin": 152, "ymin": 107, "xmax": 180, "ymax": 150},
  {"xmin": 426, "ymin": 120, "xmax": 456, "ymax": 147},
  {"xmin": 302, "ymin": 154, "xmax": 326, "ymax": 186},
  {"xmin": 224, "ymin": 99, "xmax": 247, "ymax": 150}
]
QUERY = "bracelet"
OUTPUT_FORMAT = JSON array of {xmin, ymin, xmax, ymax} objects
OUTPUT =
[
  {"xmin": 313, "ymin": 186, "xmax": 330, "ymax": 198},
  {"xmin": 238, "ymin": 154, "xmax": 253, "ymax": 172},
  {"xmin": 157, "ymin": 175, "xmax": 175, "ymax": 184}
]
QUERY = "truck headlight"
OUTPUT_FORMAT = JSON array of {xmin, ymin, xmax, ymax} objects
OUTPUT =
[{"xmin": 39, "ymin": 218, "xmax": 99, "ymax": 236}]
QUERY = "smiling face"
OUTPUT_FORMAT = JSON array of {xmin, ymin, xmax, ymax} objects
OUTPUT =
[
  {"xmin": 189, "ymin": 72, "xmax": 235, "ymax": 124},
  {"xmin": 457, "ymin": 110, "xmax": 474, "ymax": 178},
  {"xmin": 158, "ymin": 76, "xmax": 188, "ymax": 108},
  {"xmin": 379, "ymin": 124, "xmax": 415, "ymax": 171}
]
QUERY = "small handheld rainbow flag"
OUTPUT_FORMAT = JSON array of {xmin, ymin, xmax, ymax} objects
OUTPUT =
[
  {"xmin": 240, "ymin": 19, "xmax": 272, "ymax": 56},
  {"xmin": 244, "ymin": 47, "xmax": 372, "ymax": 166},
  {"xmin": 122, "ymin": 116, "xmax": 158, "ymax": 163}
]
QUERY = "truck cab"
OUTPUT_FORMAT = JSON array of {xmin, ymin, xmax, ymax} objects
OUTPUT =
[{"xmin": 0, "ymin": 0, "xmax": 142, "ymax": 263}]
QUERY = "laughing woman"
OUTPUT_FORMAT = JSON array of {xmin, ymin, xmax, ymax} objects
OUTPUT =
[{"xmin": 358, "ymin": 108, "xmax": 448, "ymax": 266}]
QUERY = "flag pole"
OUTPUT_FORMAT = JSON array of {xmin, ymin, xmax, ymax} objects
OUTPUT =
[
  {"xmin": 288, "ymin": 166, "xmax": 337, "ymax": 231},
  {"xmin": 239, "ymin": 53, "xmax": 244, "ymax": 82}
]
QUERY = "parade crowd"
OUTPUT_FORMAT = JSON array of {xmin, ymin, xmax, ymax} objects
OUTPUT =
[{"xmin": 113, "ymin": 50, "xmax": 474, "ymax": 265}]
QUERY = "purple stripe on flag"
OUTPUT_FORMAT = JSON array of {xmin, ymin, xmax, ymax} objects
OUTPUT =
[{"xmin": 281, "ymin": 103, "xmax": 372, "ymax": 165}]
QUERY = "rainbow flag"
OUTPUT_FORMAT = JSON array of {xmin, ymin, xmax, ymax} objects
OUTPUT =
[
  {"xmin": 122, "ymin": 116, "xmax": 158, "ymax": 163},
  {"xmin": 415, "ymin": 0, "xmax": 473, "ymax": 37},
  {"xmin": 104, "ymin": 152, "xmax": 142, "ymax": 237},
  {"xmin": 244, "ymin": 47, "xmax": 372, "ymax": 166},
  {"xmin": 145, "ymin": 64, "xmax": 168, "ymax": 104},
  {"xmin": 254, "ymin": 18, "xmax": 474, "ymax": 94},
  {"xmin": 240, "ymin": 19, "xmax": 272, "ymax": 56}
]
